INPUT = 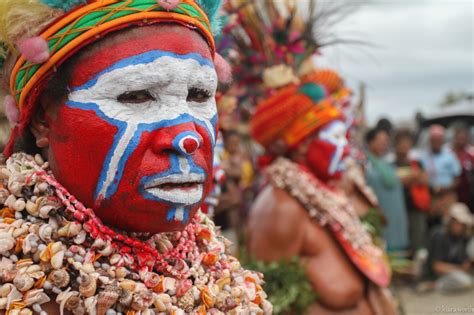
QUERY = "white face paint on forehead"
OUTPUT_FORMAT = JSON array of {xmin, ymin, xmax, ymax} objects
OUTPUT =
[
  {"xmin": 69, "ymin": 54, "xmax": 218, "ymax": 127},
  {"xmin": 319, "ymin": 120, "xmax": 348, "ymax": 146},
  {"xmin": 66, "ymin": 51, "xmax": 218, "ymax": 202},
  {"xmin": 319, "ymin": 120, "xmax": 349, "ymax": 175}
]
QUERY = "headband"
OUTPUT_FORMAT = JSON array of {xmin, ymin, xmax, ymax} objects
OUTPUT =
[{"xmin": 10, "ymin": 0, "xmax": 214, "ymax": 110}]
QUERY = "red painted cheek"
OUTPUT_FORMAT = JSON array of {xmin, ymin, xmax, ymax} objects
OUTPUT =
[
  {"xmin": 306, "ymin": 139, "xmax": 335, "ymax": 182},
  {"xmin": 48, "ymin": 106, "xmax": 116, "ymax": 209},
  {"xmin": 93, "ymin": 123, "xmax": 214, "ymax": 233}
]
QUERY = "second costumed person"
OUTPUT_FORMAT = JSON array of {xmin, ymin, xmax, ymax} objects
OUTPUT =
[{"xmin": 223, "ymin": 1, "xmax": 399, "ymax": 314}]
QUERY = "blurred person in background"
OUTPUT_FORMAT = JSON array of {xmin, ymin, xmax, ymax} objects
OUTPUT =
[
  {"xmin": 365, "ymin": 128, "xmax": 410, "ymax": 252},
  {"xmin": 427, "ymin": 203, "xmax": 473, "ymax": 293},
  {"xmin": 421, "ymin": 125, "xmax": 461, "ymax": 227},
  {"xmin": 394, "ymin": 129, "xmax": 430, "ymax": 255},
  {"xmin": 451, "ymin": 124, "xmax": 474, "ymax": 212},
  {"xmin": 215, "ymin": 130, "xmax": 254, "ymax": 250}
]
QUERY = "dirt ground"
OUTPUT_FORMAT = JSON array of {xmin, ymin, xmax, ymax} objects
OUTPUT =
[{"xmin": 397, "ymin": 286, "xmax": 474, "ymax": 315}]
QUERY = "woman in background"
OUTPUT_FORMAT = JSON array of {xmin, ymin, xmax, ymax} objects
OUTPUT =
[{"xmin": 366, "ymin": 128, "xmax": 410, "ymax": 252}]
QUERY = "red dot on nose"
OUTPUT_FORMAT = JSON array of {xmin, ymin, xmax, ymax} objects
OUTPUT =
[{"xmin": 182, "ymin": 137, "xmax": 199, "ymax": 154}]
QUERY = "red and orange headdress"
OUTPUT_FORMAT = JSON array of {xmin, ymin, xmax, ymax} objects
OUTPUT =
[{"xmin": 221, "ymin": 0, "xmax": 352, "ymax": 151}]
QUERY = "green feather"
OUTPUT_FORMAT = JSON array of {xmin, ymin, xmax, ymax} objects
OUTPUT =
[
  {"xmin": 195, "ymin": 0, "xmax": 223, "ymax": 35},
  {"xmin": 40, "ymin": 0, "xmax": 87, "ymax": 11}
]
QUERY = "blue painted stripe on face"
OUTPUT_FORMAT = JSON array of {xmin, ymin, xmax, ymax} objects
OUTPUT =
[
  {"xmin": 76, "ymin": 51, "xmax": 214, "ymax": 91},
  {"xmin": 67, "ymin": 98, "xmax": 213, "ymax": 200},
  {"xmin": 165, "ymin": 207, "xmax": 191, "ymax": 223},
  {"xmin": 172, "ymin": 131, "xmax": 200, "ymax": 155},
  {"xmin": 67, "ymin": 101, "xmax": 128, "ymax": 200},
  {"xmin": 139, "ymin": 152, "xmax": 205, "ymax": 204}
]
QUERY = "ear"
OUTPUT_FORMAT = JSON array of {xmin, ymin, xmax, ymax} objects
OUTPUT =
[{"xmin": 30, "ymin": 100, "xmax": 51, "ymax": 149}]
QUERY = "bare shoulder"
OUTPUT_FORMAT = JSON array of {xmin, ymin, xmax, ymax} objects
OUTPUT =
[
  {"xmin": 250, "ymin": 184, "xmax": 306, "ymax": 222},
  {"xmin": 247, "ymin": 185, "xmax": 307, "ymax": 261}
]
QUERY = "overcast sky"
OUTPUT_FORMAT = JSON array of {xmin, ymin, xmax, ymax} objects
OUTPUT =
[{"xmin": 315, "ymin": 0, "xmax": 473, "ymax": 126}]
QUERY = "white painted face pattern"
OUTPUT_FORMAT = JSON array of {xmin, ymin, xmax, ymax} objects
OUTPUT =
[
  {"xmin": 66, "ymin": 51, "xmax": 218, "ymax": 202},
  {"xmin": 318, "ymin": 120, "xmax": 349, "ymax": 175}
]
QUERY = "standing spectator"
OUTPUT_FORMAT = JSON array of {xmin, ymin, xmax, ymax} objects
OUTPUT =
[
  {"xmin": 394, "ymin": 129, "xmax": 430, "ymax": 254},
  {"xmin": 421, "ymin": 125, "xmax": 461, "ymax": 226},
  {"xmin": 452, "ymin": 125, "xmax": 474, "ymax": 211},
  {"xmin": 366, "ymin": 128, "xmax": 410, "ymax": 252},
  {"xmin": 428, "ymin": 203, "xmax": 473, "ymax": 293}
]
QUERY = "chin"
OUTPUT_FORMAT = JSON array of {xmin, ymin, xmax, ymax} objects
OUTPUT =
[{"xmin": 94, "ymin": 202, "xmax": 202, "ymax": 233}]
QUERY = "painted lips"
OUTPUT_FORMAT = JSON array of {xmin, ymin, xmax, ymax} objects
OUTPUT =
[{"xmin": 143, "ymin": 173, "xmax": 205, "ymax": 205}]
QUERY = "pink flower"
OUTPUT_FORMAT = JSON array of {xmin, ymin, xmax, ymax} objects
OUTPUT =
[
  {"xmin": 16, "ymin": 37, "xmax": 50, "ymax": 64},
  {"xmin": 157, "ymin": 0, "xmax": 180, "ymax": 10}
]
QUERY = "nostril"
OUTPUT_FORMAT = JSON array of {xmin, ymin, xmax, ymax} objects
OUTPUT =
[{"xmin": 162, "ymin": 149, "xmax": 175, "ymax": 155}]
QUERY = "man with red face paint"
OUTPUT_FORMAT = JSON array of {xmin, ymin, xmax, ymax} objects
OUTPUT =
[
  {"xmin": 246, "ymin": 68, "xmax": 397, "ymax": 315},
  {"xmin": 0, "ymin": 0, "xmax": 271, "ymax": 314}
]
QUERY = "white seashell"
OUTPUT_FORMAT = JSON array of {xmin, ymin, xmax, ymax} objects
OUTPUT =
[
  {"xmin": 25, "ymin": 201, "xmax": 38, "ymax": 216},
  {"xmin": 0, "ymin": 283, "xmax": 15, "ymax": 298},
  {"xmin": 92, "ymin": 238, "xmax": 106, "ymax": 248},
  {"xmin": 12, "ymin": 226, "xmax": 28, "ymax": 238},
  {"xmin": 13, "ymin": 199, "xmax": 26, "ymax": 212},
  {"xmin": 24, "ymin": 289, "xmax": 50, "ymax": 306},
  {"xmin": 170, "ymin": 307, "xmax": 184, "ymax": 315},
  {"xmin": 8, "ymin": 181, "xmax": 22, "ymax": 197},
  {"xmin": 6, "ymin": 286, "xmax": 23, "ymax": 308},
  {"xmin": 34, "ymin": 154, "xmax": 45, "ymax": 166},
  {"xmin": 22, "ymin": 233, "xmax": 40, "ymax": 255},
  {"xmin": 98, "ymin": 244, "xmax": 112, "ymax": 256},
  {"xmin": 62, "ymin": 221, "xmax": 83, "ymax": 239},
  {"xmin": 0, "ymin": 297, "xmax": 6, "ymax": 310},
  {"xmin": 56, "ymin": 288, "xmax": 79, "ymax": 315},
  {"xmin": 84, "ymin": 296, "xmax": 97, "ymax": 315},
  {"xmin": 5, "ymin": 194, "xmax": 16, "ymax": 208},
  {"xmin": 38, "ymin": 225, "xmax": 53, "ymax": 243},
  {"xmin": 262, "ymin": 299, "xmax": 273, "ymax": 315},
  {"xmin": 81, "ymin": 263, "xmax": 95, "ymax": 274},
  {"xmin": 13, "ymin": 274, "xmax": 34, "ymax": 292},
  {"xmin": 115, "ymin": 267, "xmax": 128, "ymax": 280},
  {"xmin": 162, "ymin": 277, "xmax": 176, "ymax": 293},
  {"xmin": 244, "ymin": 283, "xmax": 256, "ymax": 301},
  {"xmin": 0, "ymin": 167, "xmax": 11, "ymax": 179},
  {"xmin": 248, "ymin": 302, "xmax": 263, "ymax": 313},
  {"xmin": 74, "ymin": 231, "xmax": 87, "ymax": 244},
  {"xmin": 0, "ymin": 232, "xmax": 15, "ymax": 255},
  {"xmin": 39, "ymin": 205, "xmax": 55, "ymax": 219},
  {"xmin": 51, "ymin": 250, "xmax": 65, "ymax": 269},
  {"xmin": 37, "ymin": 182, "xmax": 48, "ymax": 193},
  {"xmin": 109, "ymin": 254, "xmax": 122, "ymax": 265}
]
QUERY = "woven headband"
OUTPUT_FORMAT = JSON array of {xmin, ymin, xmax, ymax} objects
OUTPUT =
[{"xmin": 9, "ymin": 0, "xmax": 215, "ymax": 110}]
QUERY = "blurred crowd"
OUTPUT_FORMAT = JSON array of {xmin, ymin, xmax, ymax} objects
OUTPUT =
[{"xmin": 213, "ymin": 115, "xmax": 474, "ymax": 294}]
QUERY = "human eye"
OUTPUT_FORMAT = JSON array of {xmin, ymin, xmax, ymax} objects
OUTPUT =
[
  {"xmin": 187, "ymin": 87, "xmax": 212, "ymax": 103},
  {"xmin": 117, "ymin": 90, "xmax": 155, "ymax": 104}
]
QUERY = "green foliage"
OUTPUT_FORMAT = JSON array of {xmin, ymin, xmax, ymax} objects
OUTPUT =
[
  {"xmin": 361, "ymin": 207, "xmax": 383, "ymax": 239},
  {"xmin": 244, "ymin": 257, "xmax": 318, "ymax": 314}
]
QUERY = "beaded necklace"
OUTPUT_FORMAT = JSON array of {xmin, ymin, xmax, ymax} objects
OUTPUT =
[{"xmin": 0, "ymin": 153, "xmax": 271, "ymax": 315}]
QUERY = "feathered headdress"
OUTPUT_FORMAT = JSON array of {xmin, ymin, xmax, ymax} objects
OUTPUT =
[{"xmin": 220, "ymin": 0, "xmax": 355, "ymax": 150}]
